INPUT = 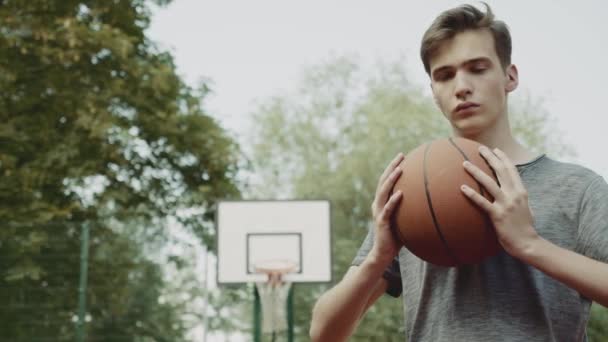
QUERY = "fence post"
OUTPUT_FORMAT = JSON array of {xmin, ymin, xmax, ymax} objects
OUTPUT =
[{"xmin": 76, "ymin": 222, "xmax": 90, "ymax": 342}]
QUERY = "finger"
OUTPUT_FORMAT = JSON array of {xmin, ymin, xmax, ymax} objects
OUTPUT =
[
  {"xmin": 463, "ymin": 160, "xmax": 503, "ymax": 200},
  {"xmin": 377, "ymin": 153, "xmax": 405, "ymax": 189},
  {"xmin": 461, "ymin": 184, "xmax": 494, "ymax": 213},
  {"xmin": 478, "ymin": 146, "xmax": 512, "ymax": 188},
  {"xmin": 492, "ymin": 148, "xmax": 524, "ymax": 188},
  {"xmin": 380, "ymin": 190, "xmax": 403, "ymax": 222},
  {"xmin": 376, "ymin": 166, "xmax": 403, "ymax": 209}
]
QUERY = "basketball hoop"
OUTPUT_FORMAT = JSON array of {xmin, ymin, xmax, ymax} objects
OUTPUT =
[
  {"xmin": 253, "ymin": 259, "xmax": 297, "ymax": 341},
  {"xmin": 254, "ymin": 259, "xmax": 298, "ymax": 276}
]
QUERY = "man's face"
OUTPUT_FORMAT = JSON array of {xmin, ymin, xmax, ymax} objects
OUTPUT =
[{"xmin": 429, "ymin": 29, "xmax": 518, "ymax": 137}]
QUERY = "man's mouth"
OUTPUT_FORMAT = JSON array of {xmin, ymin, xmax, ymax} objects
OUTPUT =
[{"xmin": 453, "ymin": 102, "xmax": 480, "ymax": 116}]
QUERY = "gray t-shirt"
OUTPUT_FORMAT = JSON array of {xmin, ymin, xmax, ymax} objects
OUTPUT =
[{"xmin": 353, "ymin": 155, "xmax": 608, "ymax": 342}]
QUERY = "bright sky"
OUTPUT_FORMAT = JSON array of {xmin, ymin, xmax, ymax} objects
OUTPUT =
[{"xmin": 148, "ymin": 0, "xmax": 608, "ymax": 181}]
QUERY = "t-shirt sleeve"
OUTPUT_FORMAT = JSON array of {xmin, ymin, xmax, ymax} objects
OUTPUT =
[
  {"xmin": 576, "ymin": 175, "xmax": 608, "ymax": 263},
  {"xmin": 351, "ymin": 226, "xmax": 403, "ymax": 298}
]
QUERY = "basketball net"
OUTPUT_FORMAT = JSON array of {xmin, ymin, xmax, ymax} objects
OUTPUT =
[
  {"xmin": 256, "ymin": 279, "xmax": 291, "ymax": 334},
  {"xmin": 253, "ymin": 260, "xmax": 297, "ymax": 338}
]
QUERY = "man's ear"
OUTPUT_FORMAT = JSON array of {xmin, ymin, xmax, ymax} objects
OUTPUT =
[{"xmin": 505, "ymin": 64, "xmax": 519, "ymax": 93}]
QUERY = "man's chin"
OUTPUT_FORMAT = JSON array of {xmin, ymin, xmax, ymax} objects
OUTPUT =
[{"xmin": 452, "ymin": 123, "xmax": 484, "ymax": 139}]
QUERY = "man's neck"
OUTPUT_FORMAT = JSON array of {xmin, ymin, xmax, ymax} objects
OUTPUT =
[{"xmin": 454, "ymin": 119, "xmax": 539, "ymax": 165}]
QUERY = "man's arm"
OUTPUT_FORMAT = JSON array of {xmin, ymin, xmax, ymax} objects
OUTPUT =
[
  {"xmin": 518, "ymin": 237, "xmax": 608, "ymax": 307},
  {"xmin": 310, "ymin": 152, "xmax": 406, "ymax": 342},
  {"xmin": 309, "ymin": 261, "xmax": 390, "ymax": 342}
]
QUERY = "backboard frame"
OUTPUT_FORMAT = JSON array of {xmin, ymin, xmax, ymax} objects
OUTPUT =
[{"xmin": 215, "ymin": 199, "xmax": 332, "ymax": 285}]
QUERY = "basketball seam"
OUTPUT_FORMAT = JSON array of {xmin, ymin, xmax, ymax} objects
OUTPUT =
[
  {"xmin": 448, "ymin": 137, "xmax": 499, "ymax": 259},
  {"xmin": 423, "ymin": 141, "xmax": 461, "ymax": 266}
]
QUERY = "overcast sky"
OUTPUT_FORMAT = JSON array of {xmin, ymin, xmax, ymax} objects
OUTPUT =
[{"xmin": 148, "ymin": 0, "xmax": 608, "ymax": 180}]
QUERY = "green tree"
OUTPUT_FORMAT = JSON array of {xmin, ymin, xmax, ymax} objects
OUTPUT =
[
  {"xmin": 0, "ymin": 0, "xmax": 240, "ymax": 340},
  {"xmin": 248, "ymin": 55, "xmax": 606, "ymax": 341},
  {"xmin": 589, "ymin": 303, "xmax": 608, "ymax": 342}
]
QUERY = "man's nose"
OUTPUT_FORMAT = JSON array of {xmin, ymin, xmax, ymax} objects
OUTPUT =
[{"xmin": 454, "ymin": 73, "xmax": 473, "ymax": 99}]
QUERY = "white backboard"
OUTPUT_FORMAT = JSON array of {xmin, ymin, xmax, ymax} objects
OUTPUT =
[{"xmin": 216, "ymin": 200, "xmax": 332, "ymax": 284}]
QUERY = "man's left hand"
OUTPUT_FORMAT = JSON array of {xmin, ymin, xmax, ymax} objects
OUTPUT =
[{"xmin": 460, "ymin": 146, "xmax": 540, "ymax": 258}]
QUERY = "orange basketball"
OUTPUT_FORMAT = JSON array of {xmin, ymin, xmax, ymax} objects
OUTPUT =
[{"xmin": 391, "ymin": 137, "xmax": 501, "ymax": 267}]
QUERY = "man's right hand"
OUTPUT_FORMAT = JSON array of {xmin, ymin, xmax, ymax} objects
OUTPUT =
[{"xmin": 369, "ymin": 152, "xmax": 405, "ymax": 265}]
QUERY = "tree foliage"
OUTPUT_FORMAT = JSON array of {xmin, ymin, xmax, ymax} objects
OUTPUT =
[
  {"xmin": 248, "ymin": 55, "xmax": 607, "ymax": 341},
  {"xmin": 0, "ymin": 0, "xmax": 241, "ymax": 340}
]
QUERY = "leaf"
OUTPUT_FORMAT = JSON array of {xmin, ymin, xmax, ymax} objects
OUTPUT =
[{"xmin": 5, "ymin": 263, "xmax": 43, "ymax": 282}]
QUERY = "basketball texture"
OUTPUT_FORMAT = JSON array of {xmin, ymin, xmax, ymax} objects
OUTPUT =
[{"xmin": 392, "ymin": 137, "xmax": 501, "ymax": 267}]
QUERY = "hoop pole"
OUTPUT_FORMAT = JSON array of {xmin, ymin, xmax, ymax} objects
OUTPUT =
[
  {"xmin": 287, "ymin": 285, "xmax": 294, "ymax": 342},
  {"xmin": 253, "ymin": 285, "xmax": 261, "ymax": 342}
]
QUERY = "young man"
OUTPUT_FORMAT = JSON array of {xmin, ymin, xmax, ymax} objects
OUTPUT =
[{"xmin": 310, "ymin": 3, "xmax": 608, "ymax": 342}]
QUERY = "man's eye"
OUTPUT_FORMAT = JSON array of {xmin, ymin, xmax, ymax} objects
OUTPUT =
[
  {"xmin": 435, "ymin": 72, "xmax": 453, "ymax": 81},
  {"xmin": 471, "ymin": 66, "xmax": 487, "ymax": 73}
]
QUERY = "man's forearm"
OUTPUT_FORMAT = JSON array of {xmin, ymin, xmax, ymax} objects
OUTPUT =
[
  {"xmin": 519, "ymin": 236, "xmax": 608, "ymax": 307},
  {"xmin": 310, "ymin": 255, "xmax": 389, "ymax": 342}
]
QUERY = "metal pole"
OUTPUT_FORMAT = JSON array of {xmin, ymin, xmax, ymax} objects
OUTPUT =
[
  {"xmin": 253, "ymin": 285, "xmax": 261, "ymax": 342},
  {"xmin": 76, "ymin": 222, "xmax": 90, "ymax": 342},
  {"xmin": 287, "ymin": 285, "xmax": 294, "ymax": 342},
  {"xmin": 201, "ymin": 246, "xmax": 209, "ymax": 342}
]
